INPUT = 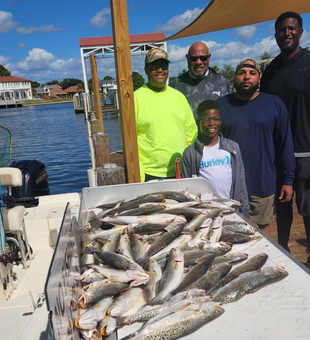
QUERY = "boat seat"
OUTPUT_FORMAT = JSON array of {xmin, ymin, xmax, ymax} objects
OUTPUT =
[
  {"xmin": 0, "ymin": 168, "xmax": 33, "ymax": 268},
  {"xmin": 3, "ymin": 206, "xmax": 33, "ymax": 268},
  {"xmin": 0, "ymin": 167, "xmax": 22, "ymax": 188}
]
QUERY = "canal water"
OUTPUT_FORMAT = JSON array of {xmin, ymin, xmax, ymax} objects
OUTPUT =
[{"xmin": 0, "ymin": 102, "xmax": 122, "ymax": 194}]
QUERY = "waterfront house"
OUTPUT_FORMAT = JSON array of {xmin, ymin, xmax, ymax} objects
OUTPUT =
[
  {"xmin": 64, "ymin": 85, "xmax": 85, "ymax": 97},
  {"xmin": 99, "ymin": 79, "xmax": 117, "ymax": 104},
  {"xmin": 0, "ymin": 76, "xmax": 32, "ymax": 105},
  {"xmin": 33, "ymin": 84, "xmax": 68, "ymax": 98}
]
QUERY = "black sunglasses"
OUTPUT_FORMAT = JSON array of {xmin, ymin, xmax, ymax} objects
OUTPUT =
[
  {"xmin": 199, "ymin": 117, "xmax": 222, "ymax": 123},
  {"xmin": 147, "ymin": 64, "xmax": 169, "ymax": 71},
  {"xmin": 187, "ymin": 54, "xmax": 211, "ymax": 62}
]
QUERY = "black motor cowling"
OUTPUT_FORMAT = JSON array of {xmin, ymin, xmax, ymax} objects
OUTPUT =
[{"xmin": 9, "ymin": 159, "xmax": 49, "ymax": 206}]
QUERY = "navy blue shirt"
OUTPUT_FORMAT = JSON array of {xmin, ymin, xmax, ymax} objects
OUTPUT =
[{"xmin": 217, "ymin": 93, "xmax": 295, "ymax": 197}]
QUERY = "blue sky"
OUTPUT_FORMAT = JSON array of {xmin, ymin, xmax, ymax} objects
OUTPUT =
[{"xmin": 1, "ymin": 0, "xmax": 310, "ymax": 84}]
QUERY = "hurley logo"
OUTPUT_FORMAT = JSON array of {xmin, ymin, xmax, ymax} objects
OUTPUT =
[{"xmin": 200, "ymin": 156, "xmax": 231, "ymax": 168}]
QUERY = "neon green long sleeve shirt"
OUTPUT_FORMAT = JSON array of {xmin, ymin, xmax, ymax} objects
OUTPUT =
[{"xmin": 134, "ymin": 84, "xmax": 198, "ymax": 181}]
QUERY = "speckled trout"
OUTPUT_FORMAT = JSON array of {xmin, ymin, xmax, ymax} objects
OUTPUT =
[
  {"xmin": 212, "ymin": 265, "xmax": 289, "ymax": 303},
  {"xmin": 120, "ymin": 301, "xmax": 224, "ymax": 340},
  {"xmin": 209, "ymin": 253, "xmax": 268, "ymax": 294},
  {"xmin": 148, "ymin": 247, "xmax": 184, "ymax": 305},
  {"xmin": 117, "ymin": 295, "xmax": 209, "ymax": 327}
]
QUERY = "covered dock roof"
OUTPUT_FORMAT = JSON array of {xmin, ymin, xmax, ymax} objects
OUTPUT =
[
  {"xmin": 165, "ymin": 0, "xmax": 310, "ymax": 41},
  {"xmin": 79, "ymin": 33, "xmax": 167, "ymax": 93}
]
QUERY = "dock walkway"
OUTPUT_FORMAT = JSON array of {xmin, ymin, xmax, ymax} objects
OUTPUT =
[
  {"xmin": 0, "ymin": 102, "xmax": 22, "ymax": 109},
  {"xmin": 270, "ymin": 203, "xmax": 309, "ymax": 266}
]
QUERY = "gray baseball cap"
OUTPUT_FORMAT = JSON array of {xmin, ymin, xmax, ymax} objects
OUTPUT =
[{"xmin": 235, "ymin": 58, "xmax": 260, "ymax": 74}]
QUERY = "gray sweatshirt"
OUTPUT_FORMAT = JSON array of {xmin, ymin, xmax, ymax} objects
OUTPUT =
[{"xmin": 182, "ymin": 133, "xmax": 249, "ymax": 217}]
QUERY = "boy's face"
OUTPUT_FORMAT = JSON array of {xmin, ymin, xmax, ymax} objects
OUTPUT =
[{"xmin": 198, "ymin": 108, "xmax": 222, "ymax": 138}]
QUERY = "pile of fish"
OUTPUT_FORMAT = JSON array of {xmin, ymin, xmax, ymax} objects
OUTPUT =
[{"xmin": 74, "ymin": 190, "xmax": 289, "ymax": 340}]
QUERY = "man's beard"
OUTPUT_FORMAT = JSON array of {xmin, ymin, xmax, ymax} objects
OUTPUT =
[
  {"xmin": 281, "ymin": 41, "xmax": 298, "ymax": 52},
  {"xmin": 234, "ymin": 83, "xmax": 259, "ymax": 97},
  {"xmin": 277, "ymin": 37, "xmax": 300, "ymax": 53}
]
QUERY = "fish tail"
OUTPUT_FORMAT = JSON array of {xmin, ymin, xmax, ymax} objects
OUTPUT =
[{"xmin": 116, "ymin": 315, "xmax": 130, "ymax": 327}]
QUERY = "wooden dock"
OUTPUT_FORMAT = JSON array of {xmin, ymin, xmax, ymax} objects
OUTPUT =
[
  {"xmin": 0, "ymin": 102, "xmax": 23, "ymax": 109},
  {"xmin": 270, "ymin": 202, "xmax": 309, "ymax": 266},
  {"xmin": 110, "ymin": 150, "xmax": 124, "ymax": 166},
  {"xmin": 111, "ymin": 150, "xmax": 309, "ymax": 266}
]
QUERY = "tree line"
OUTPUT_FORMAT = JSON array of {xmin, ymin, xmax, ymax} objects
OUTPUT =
[
  {"xmin": 0, "ymin": 64, "xmax": 86, "ymax": 91},
  {"xmin": 0, "ymin": 64, "xmax": 146, "ymax": 93}
]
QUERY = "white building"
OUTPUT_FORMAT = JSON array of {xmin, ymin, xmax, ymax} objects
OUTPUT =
[{"xmin": 0, "ymin": 76, "xmax": 33, "ymax": 105}]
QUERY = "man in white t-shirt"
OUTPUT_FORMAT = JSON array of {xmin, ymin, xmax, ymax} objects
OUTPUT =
[{"xmin": 182, "ymin": 100, "xmax": 249, "ymax": 216}]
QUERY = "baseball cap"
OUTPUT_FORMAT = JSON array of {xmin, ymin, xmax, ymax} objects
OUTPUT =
[
  {"xmin": 235, "ymin": 58, "xmax": 260, "ymax": 74},
  {"xmin": 145, "ymin": 48, "xmax": 170, "ymax": 65}
]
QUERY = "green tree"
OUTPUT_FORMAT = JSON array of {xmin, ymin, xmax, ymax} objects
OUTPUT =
[
  {"xmin": 104, "ymin": 76, "xmax": 114, "ymax": 80},
  {"xmin": 0, "ymin": 65, "xmax": 11, "ymax": 77},
  {"xmin": 88, "ymin": 78, "xmax": 93, "ymax": 93},
  {"xmin": 178, "ymin": 69, "xmax": 187, "ymax": 76},
  {"xmin": 260, "ymin": 51, "xmax": 273, "ymax": 73},
  {"xmin": 132, "ymin": 71, "xmax": 145, "ymax": 91},
  {"xmin": 77, "ymin": 83, "xmax": 84, "ymax": 90},
  {"xmin": 219, "ymin": 64, "xmax": 235, "ymax": 82},
  {"xmin": 60, "ymin": 78, "xmax": 84, "ymax": 89},
  {"xmin": 46, "ymin": 80, "xmax": 60, "ymax": 86},
  {"xmin": 212, "ymin": 65, "xmax": 220, "ymax": 73},
  {"xmin": 31, "ymin": 81, "xmax": 40, "ymax": 88}
]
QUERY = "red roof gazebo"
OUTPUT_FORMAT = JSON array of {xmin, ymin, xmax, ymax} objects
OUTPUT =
[{"xmin": 79, "ymin": 33, "xmax": 167, "ymax": 93}]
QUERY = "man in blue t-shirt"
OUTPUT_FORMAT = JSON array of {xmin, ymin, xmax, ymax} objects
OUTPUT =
[{"xmin": 217, "ymin": 58, "xmax": 295, "ymax": 236}]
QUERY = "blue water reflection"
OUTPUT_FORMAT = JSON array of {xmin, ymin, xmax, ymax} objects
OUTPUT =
[{"xmin": 0, "ymin": 102, "xmax": 122, "ymax": 194}]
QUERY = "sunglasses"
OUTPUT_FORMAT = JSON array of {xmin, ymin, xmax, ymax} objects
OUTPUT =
[
  {"xmin": 187, "ymin": 54, "xmax": 211, "ymax": 62},
  {"xmin": 147, "ymin": 64, "xmax": 169, "ymax": 71},
  {"xmin": 199, "ymin": 117, "xmax": 222, "ymax": 123}
]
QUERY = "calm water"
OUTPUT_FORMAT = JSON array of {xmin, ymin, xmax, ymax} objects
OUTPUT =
[{"xmin": 0, "ymin": 102, "xmax": 122, "ymax": 194}]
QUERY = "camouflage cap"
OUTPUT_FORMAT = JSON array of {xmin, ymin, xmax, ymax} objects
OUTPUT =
[
  {"xmin": 235, "ymin": 58, "xmax": 261, "ymax": 74},
  {"xmin": 145, "ymin": 48, "xmax": 170, "ymax": 65}
]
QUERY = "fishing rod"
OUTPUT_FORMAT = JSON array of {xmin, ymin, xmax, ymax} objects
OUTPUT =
[
  {"xmin": 0, "ymin": 125, "xmax": 12, "ymax": 253},
  {"xmin": 175, "ymin": 157, "xmax": 181, "ymax": 179}
]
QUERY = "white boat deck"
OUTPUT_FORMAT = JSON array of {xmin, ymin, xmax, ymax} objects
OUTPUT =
[
  {"xmin": 0, "ymin": 193, "xmax": 80, "ymax": 340},
  {"xmin": 1, "ymin": 178, "xmax": 310, "ymax": 340}
]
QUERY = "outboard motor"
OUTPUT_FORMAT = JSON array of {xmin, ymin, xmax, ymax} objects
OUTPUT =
[{"xmin": 9, "ymin": 159, "xmax": 49, "ymax": 207}]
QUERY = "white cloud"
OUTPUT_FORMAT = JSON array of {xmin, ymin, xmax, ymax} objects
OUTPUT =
[
  {"xmin": 86, "ymin": 8, "xmax": 111, "ymax": 29},
  {"xmin": 18, "ymin": 43, "xmax": 27, "ymax": 50},
  {"xmin": 166, "ymin": 35, "xmax": 279, "ymax": 77},
  {"xmin": 0, "ymin": 55, "xmax": 11, "ymax": 64},
  {"xmin": 235, "ymin": 25, "xmax": 257, "ymax": 41},
  {"xmin": 0, "ymin": 31, "xmax": 293, "ymax": 84},
  {"xmin": 5, "ymin": 48, "xmax": 82, "ymax": 83},
  {"xmin": 301, "ymin": 29, "xmax": 310, "ymax": 48},
  {"xmin": 167, "ymin": 44, "xmax": 188, "ymax": 61},
  {"xmin": 156, "ymin": 7, "xmax": 203, "ymax": 32},
  {"xmin": 0, "ymin": 11, "xmax": 19, "ymax": 32},
  {"xmin": 17, "ymin": 25, "xmax": 68, "ymax": 35}
]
